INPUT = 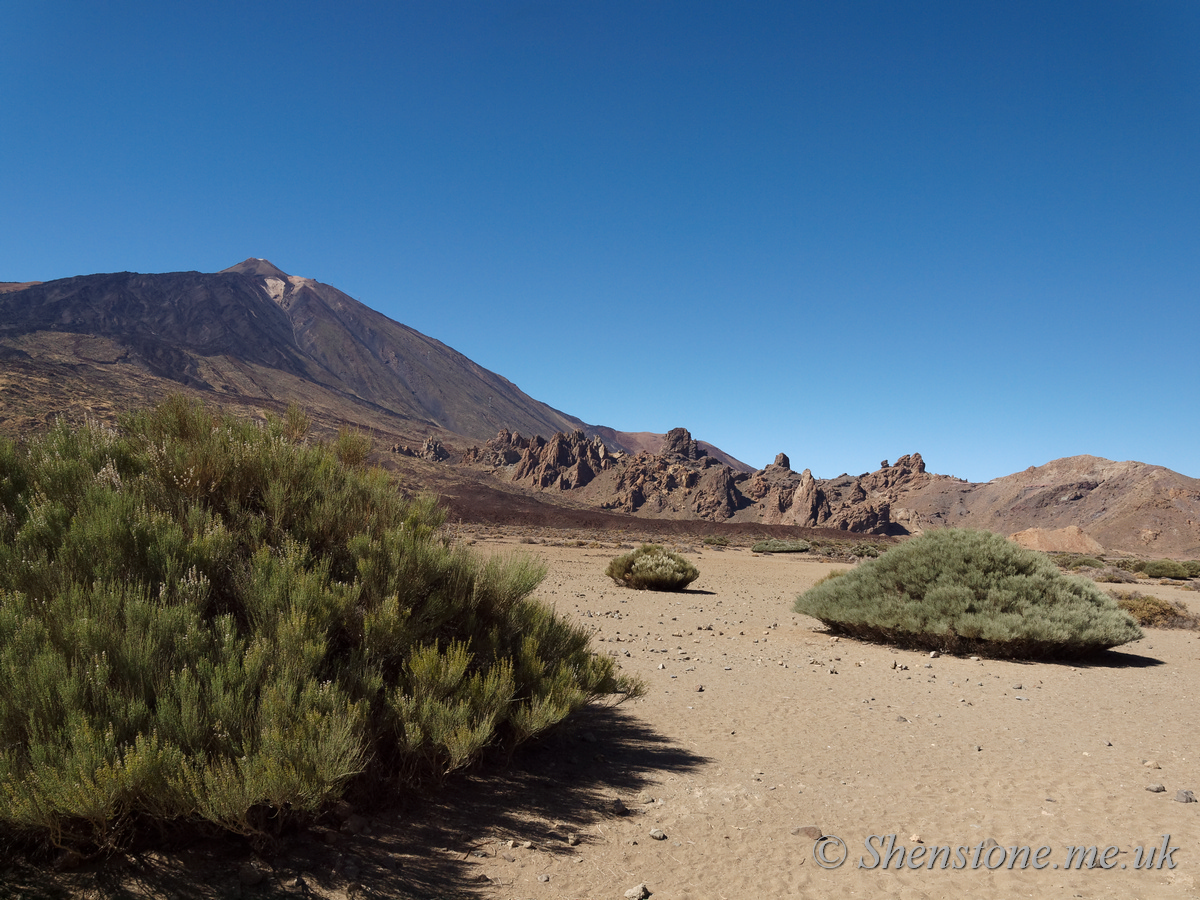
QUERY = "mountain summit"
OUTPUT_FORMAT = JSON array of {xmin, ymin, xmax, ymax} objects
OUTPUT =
[{"xmin": 219, "ymin": 258, "xmax": 291, "ymax": 278}]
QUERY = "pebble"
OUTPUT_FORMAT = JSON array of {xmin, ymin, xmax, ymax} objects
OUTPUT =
[
  {"xmin": 1147, "ymin": 784, "xmax": 1166, "ymax": 792},
  {"xmin": 1176, "ymin": 790, "xmax": 1197, "ymax": 803},
  {"xmin": 238, "ymin": 862, "xmax": 266, "ymax": 887},
  {"xmin": 566, "ymin": 833, "xmax": 580, "ymax": 846},
  {"xmin": 625, "ymin": 883, "xmax": 652, "ymax": 899},
  {"xmin": 792, "ymin": 825, "xmax": 823, "ymax": 840},
  {"xmin": 1144, "ymin": 759, "xmax": 1162, "ymax": 769},
  {"xmin": 611, "ymin": 798, "xmax": 629, "ymax": 816},
  {"xmin": 929, "ymin": 651, "xmax": 940, "ymax": 658},
  {"xmin": 649, "ymin": 828, "xmax": 667, "ymax": 840},
  {"xmin": 538, "ymin": 874, "xmax": 550, "ymax": 882}
]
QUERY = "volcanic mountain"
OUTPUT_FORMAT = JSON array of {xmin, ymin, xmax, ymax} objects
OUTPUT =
[
  {"xmin": 2, "ymin": 259, "xmax": 1196, "ymax": 557},
  {"xmin": 0, "ymin": 259, "xmax": 744, "ymax": 465}
]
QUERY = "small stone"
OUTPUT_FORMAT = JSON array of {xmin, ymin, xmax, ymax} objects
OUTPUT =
[
  {"xmin": 658, "ymin": 663, "xmax": 665, "ymax": 669},
  {"xmin": 501, "ymin": 852, "xmax": 516, "ymax": 862},
  {"xmin": 53, "ymin": 849, "xmax": 83, "ymax": 871},
  {"xmin": 896, "ymin": 716, "xmax": 908, "ymax": 723},
  {"xmin": 611, "ymin": 798, "xmax": 629, "ymax": 816},
  {"xmin": 625, "ymin": 883, "xmax": 651, "ymax": 899},
  {"xmin": 471, "ymin": 849, "xmax": 488, "ymax": 858},
  {"xmin": 342, "ymin": 814, "xmax": 368, "ymax": 835},
  {"xmin": 982, "ymin": 837, "xmax": 999, "ymax": 850},
  {"xmin": 566, "ymin": 833, "xmax": 580, "ymax": 846},
  {"xmin": 238, "ymin": 862, "xmax": 266, "ymax": 886},
  {"xmin": 519, "ymin": 840, "xmax": 533, "ymax": 849},
  {"xmin": 649, "ymin": 828, "xmax": 667, "ymax": 840},
  {"xmin": 929, "ymin": 651, "xmax": 940, "ymax": 658},
  {"xmin": 909, "ymin": 833, "xmax": 923, "ymax": 843},
  {"xmin": 1011, "ymin": 684, "xmax": 1023, "ymax": 690},
  {"xmin": 695, "ymin": 684, "xmax": 704, "ymax": 692},
  {"xmin": 1144, "ymin": 759, "xmax": 1161, "ymax": 769},
  {"xmin": 975, "ymin": 745, "xmax": 983, "ymax": 752},
  {"xmin": 792, "ymin": 825, "xmax": 822, "ymax": 840},
  {"xmin": 1176, "ymin": 790, "xmax": 1197, "ymax": 803},
  {"xmin": 538, "ymin": 874, "xmax": 550, "ymax": 883},
  {"xmin": 1147, "ymin": 784, "xmax": 1166, "ymax": 793}
]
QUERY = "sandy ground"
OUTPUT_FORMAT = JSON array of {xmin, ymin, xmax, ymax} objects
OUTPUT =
[
  {"xmin": 7, "ymin": 539, "xmax": 1197, "ymax": 900},
  {"xmin": 450, "ymin": 540, "xmax": 1200, "ymax": 900}
]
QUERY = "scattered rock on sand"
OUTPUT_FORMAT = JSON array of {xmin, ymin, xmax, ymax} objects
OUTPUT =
[
  {"xmin": 1176, "ymin": 790, "xmax": 1197, "ymax": 803},
  {"xmin": 238, "ymin": 862, "xmax": 266, "ymax": 886},
  {"xmin": 792, "ymin": 826, "xmax": 823, "ymax": 840},
  {"xmin": 650, "ymin": 828, "xmax": 667, "ymax": 840},
  {"xmin": 625, "ymin": 883, "xmax": 652, "ymax": 899},
  {"xmin": 1147, "ymin": 784, "xmax": 1166, "ymax": 792}
]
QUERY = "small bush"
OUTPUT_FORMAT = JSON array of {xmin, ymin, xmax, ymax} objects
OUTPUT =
[
  {"xmin": 849, "ymin": 542, "xmax": 882, "ymax": 558},
  {"xmin": 1185, "ymin": 561, "xmax": 1200, "ymax": 578},
  {"xmin": 1059, "ymin": 555, "xmax": 1104, "ymax": 570},
  {"xmin": 793, "ymin": 529, "xmax": 1142, "ymax": 659},
  {"xmin": 751, "ymin": 539, "xmax": 810, "ymax": 554},
  {"xmin": 606, "ymin": 545, "xmax": 699, "ymax": 591},
  {"xmin": 1110, "ymin": 590, "xmax": 1200, "ymax": 629},
  {"xmin": 703, "ymin": 535, "xmax": 729, "ymax": 547},
  {"xmin": 0, "ymin": 398, "xmax": 640, "ymax": 852},
  {"xmin": 1143, "ymin": 559, "xmax": 1190, "ymax": 580},
  {"xmin": 1094, "ymin": 567, "xmax": 1137, "ymax": 584}
]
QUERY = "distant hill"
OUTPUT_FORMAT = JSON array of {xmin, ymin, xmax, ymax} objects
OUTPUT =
[
  {"xmin": 2, "ymin": 259, "xmax": 1195, "ymax": 557},
  {"xmin": 0, "ymin": 259, "xmax": 749, "ymax": 465}
]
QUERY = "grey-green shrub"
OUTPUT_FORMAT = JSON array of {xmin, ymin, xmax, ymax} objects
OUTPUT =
[
  {"xmin": 0, "ymin": 397, "xmax": 639, "ymax": 851},
  {"xmin": 1110, "ymin": 590, "xmax": 1200, "ymax": 629},
  {"xmin": 606, "ymin": 545, "xmax": 699, "ymax": 591},
  {"xmin": 793, "ymin": 529, "xmax": 1142, "ymax": 659},
  {"xmin": 751, "ymin": 539, "xmax": 810, "ymax": 554},
  {"xmin": 1143, "ymin": 559, "xmax": 1190, "ymax": 579}
]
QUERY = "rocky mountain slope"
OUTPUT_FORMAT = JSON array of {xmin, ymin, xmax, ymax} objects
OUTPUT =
[
  {"xmin": 2, "ymin": 258, "xmax": 1195, "ymax": 557},
  {"xmin": 460, "ymin": 428, "xmax": 1200, "ymax": 556}
]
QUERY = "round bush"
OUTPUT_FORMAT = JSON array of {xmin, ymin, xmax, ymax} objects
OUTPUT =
[
  {"xmin": 0, "ymin": 398, "xmax": 640, "ymax": 851},
  {"xmin": 1142, "ymin": 559, "xmax": 1189, "ymax": 579},
  {"xmin": 793, "ymin": 529, "xmax": 1142, "ymax": 659},
  {"xmin": 606, "ymin": 545, "xmax": 699, "ymax": 591},
  {"xmin": 751, "ymin": 539, "xmax": 811, "ymax": 554}
]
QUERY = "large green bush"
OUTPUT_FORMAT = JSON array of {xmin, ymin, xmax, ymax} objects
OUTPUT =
[
  {"xmin": 792, "ymin": 529, "xmax": 1142, "ymax": 659},
  {"xmin": 1142, "ymin": 559, "xmax": 1190, "ymax": 579},
  {"xmin": 0, "ymin": 398, "xmax": 639, "ymax": 851},
  {"xmin": 606, "ymin": 545, "xmax": 699, "ymax": 591}
]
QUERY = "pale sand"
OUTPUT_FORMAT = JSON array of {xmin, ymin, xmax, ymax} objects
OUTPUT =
[{"xmin": 453, "ymin": 540, "xmax": 1200, "ymax": 900}]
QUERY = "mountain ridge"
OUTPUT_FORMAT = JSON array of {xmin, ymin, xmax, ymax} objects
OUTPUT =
[{"xmin": 1, "ymin": 258, "xmax": 1196, "ymax": 557}]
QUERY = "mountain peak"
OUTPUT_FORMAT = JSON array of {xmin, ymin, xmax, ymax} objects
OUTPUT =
[{"xmin": 220, "ymin": 258, "xmax": 290, "ymax": 278}]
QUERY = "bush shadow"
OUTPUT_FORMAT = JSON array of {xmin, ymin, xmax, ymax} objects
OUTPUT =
[{"xmin": 1, "ymin": 704, "xmax": 708, "ymax": 899}]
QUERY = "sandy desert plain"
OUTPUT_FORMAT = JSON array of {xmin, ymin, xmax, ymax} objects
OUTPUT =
[{"xmin": 6, "ymin": 528, "xmax": 1199, "ymax": 900}]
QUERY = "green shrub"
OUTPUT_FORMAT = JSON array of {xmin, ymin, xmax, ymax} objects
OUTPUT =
[
  {"xmin": 606, "ymin": 545, "xmax": 699, "ymax": 591},
  {"xmin": 849, "ymin": 542, "xmax": 882, "ymax": 558},
  {"xmin": 792, "ymin": 529, "xmax": 1142, "ymax": 659},
  {"xmin": 1185, "ymin": 561, "xmax": 1200, "ymax": 578},
  {"xmin": 0, "ymin": 398, "xmax": 640, "ymax": 852},
  {"xmin": 1143, "ymin": 559, "xmax": 1190, "ymax": 579},
  {"xmin": 703, "ymin": 535, "xmax": 729, "ymax": 546},
  {"xmin": 1110, "ymin": 590, "xmax": 1200, "ymax": 629},
  {"xmin": 1063, "ymin": 556, "xmax": 1104, "ymax": 570},
  {"xmin": 751, "ymin": 539, "xmax": 811, "ymax": 554}
]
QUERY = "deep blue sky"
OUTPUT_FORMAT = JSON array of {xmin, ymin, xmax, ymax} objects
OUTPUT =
[{"xmin": 3, "ymin": 2, "xmax": 1198, "ymax": 480}]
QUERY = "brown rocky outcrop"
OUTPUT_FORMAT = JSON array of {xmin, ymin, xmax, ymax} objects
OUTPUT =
[
  {"xmin": 1009, "ymin": 526, "xmax": 1105, "ymax": 554},
  {"xmin": 500, "ymin": 429, "xmax": 616, "ymax": 491}
]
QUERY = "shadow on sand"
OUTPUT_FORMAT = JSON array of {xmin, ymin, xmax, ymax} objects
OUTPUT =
[{"xmin": 1, "ymin": 704, "xmax": 708, "ymax": 899}]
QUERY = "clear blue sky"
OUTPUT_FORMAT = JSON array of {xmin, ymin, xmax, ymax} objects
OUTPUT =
[{"xmin": 3, "ymin": 2, "xmax": 1198, "ymax": 481}]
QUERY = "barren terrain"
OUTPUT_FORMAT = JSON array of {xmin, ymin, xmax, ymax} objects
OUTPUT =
[{"xmin": 8, "ymin": 531, "xmax": 1198, "ymax": 900}]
